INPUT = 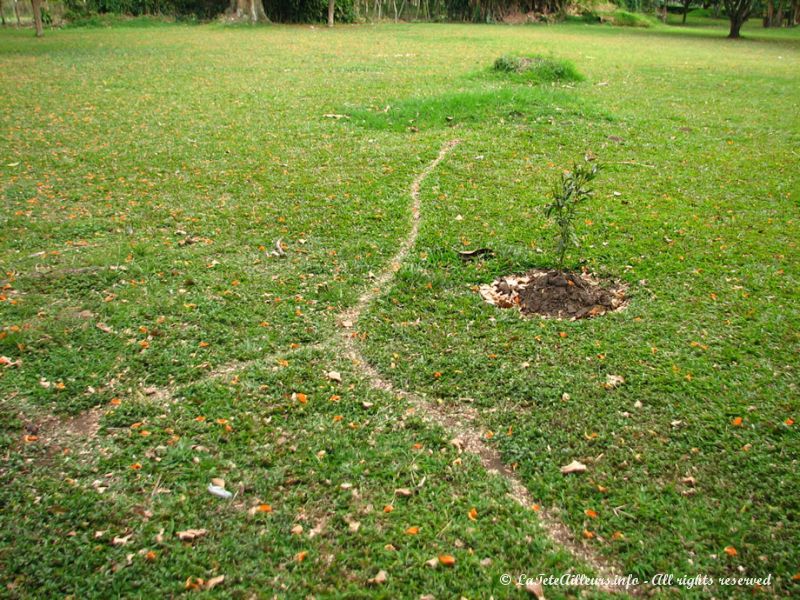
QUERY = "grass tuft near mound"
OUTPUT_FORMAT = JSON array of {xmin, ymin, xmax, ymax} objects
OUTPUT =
[{"xmin": 491, "ymin": 54, "xmax": 584, "ymax": 84}]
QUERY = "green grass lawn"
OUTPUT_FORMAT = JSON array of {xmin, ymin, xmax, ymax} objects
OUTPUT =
[{"xmin": 1, "ymin": 17, "xmax": 798, "ymax": 599}]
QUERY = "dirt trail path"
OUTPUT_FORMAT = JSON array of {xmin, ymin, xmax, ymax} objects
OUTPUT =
[{"xmin": 336, "ymin": 139, "xmax": 630, "ymax": 591}]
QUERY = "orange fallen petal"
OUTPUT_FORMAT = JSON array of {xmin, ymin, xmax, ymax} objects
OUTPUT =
[
  {"xmin": 438, "ymin": 554, "xmax": 456, "ymax": 567},
  {"xmin": 405, "ymin": 526, "xmax": 419, "ymax": 535},
  {"xmin": 724, "ymin": 545, "xmax": 738, "ymax": 556},
  {"xmin": 468, "ymin": 507, "xmax": 478, "ymax": 521}
]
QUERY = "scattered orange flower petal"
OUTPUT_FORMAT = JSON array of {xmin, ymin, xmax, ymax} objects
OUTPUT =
[
  {"xmin": 438, "ymin": 554, "xmax": 456, "ymax": 567},
  {"xmin": 294, "ymin": 551, "xmax": 308, "ymax": 562},
  {"xmin": 383, "ymin": 505, "xmax": 394, "ymax": 513},
  {"xmin": 731, "ymin": 417, "xmax": 743, "ymax": 427},
  {"xmin": 724, "ymin": 545, "xmax": 738, "ymax": 556},
  {"xmin": 468, "ymin": 507, "xmax": 478, "ymax": 521},
  {"xmin": 257, "ymin": 504, "xmax": 272, "ymax": 513},
  {"xmin": 405, "ymin": 526, "xmax": 419, "ymax": 535},
  {"xmin": 145, "ymin": 550, "xmax": 157, "ymax": 562},
  {"xmin": 585, "ymin": 509, "xmax": 598, "ymax": 519},
  {"xmin": 130, "ymin": 463, "xmax": 142, "ymax": 470}
]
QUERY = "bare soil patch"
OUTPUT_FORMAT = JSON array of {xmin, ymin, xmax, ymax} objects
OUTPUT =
[{"xmin": 480, "ymin": 269, "xmax": 627, "ymax": 319}]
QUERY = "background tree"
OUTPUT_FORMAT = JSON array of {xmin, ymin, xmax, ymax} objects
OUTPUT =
[
  {"xmin": 31, "ymin": 0, "xmax": 43, "ymax": 35},
  {"xmin": 723, "ymin": 0, "xmax": 755, "ymax": 36},
  {"xmin": 327, "ymin": 0, "xmax": 333, "ymax": 25},
  {"xmin": 227, "ymin": 0, "xmax": 269, "ymax": 22},
  {"xmin": 681, "ymin": 0, "xmax": 695, "ymax": 23}
]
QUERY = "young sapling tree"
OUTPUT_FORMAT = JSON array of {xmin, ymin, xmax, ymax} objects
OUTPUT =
[{"xmin": 543, "ymin": 161, "xmax": 600, "ymax": 270}]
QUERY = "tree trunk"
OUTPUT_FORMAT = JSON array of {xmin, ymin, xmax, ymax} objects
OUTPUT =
[
  {"xmin": 31, "ymin": 0, "xmax": 43, "ymax": 36},
  {"xmin": 1, "ymin": 0, "xmax": 6, "ymax": 26},
  {"xmin": 328, "ymin": 0, "xmax": 334, "ymax": 26},
  {"xmin": 14, "ymin": 0, "xmax": 21, "ymax": 26},
  {"xmin": 682, "ymin": 0, "xmax": 690, "ymax": 23},
  {"xmin": 728, "ymin": 15, "xmax": 744, "ymax": 36},
  {"xmin": 228, "ymin": 0, "xmax": 269, "ymax": 22},
  {"xmin": 250, "ymin": 0, "xmax": 268, "ymax": 22}
]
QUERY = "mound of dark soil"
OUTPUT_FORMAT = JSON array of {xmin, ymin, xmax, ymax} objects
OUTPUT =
[{"xmin": 479, "ymin": 269, "xmax": 626, "ymax": 319}]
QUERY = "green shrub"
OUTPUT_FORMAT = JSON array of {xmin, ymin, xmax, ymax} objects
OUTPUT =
[{"xmin": 491, "ymin": 54, "xmax": 584, "ymax": 84}]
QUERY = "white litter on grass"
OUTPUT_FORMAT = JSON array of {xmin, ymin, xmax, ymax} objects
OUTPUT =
[{"xmin": 207, "ymin": 484, "xmax": 233, "ymax": 500}]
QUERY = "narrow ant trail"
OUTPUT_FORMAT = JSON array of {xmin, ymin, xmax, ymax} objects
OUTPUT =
[{"xmin": 336, "ymin": 139, "xmax": 631, "ymax": 592}]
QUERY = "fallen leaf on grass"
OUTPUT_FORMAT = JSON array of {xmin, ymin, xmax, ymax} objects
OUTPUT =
[
  {"xmin": 526, "ymin": 580, "xmax": 546, "ymax": 598},
  {"xmin": 560, "ymin": 460, "xmax": 587, "ymax": 475},
  {"xmin": 604, "ymin": 374, "xmax": 625, "ymax": 389},
  {"xmin": 177, "ymin": 529, "xmax": 208, "ymax": 542},
  {"xmin": 367, "ymin": 570, "xmax": 387, "ymax": 585},
  {"xmin": 112, "ymin": 534, "xmax": 132, "ymax": 546},
  {"xmin": 248, "ymin": 503, "xmax": 273, "ymax": 515},
  {"xmin": 326, "ymin": 371, "xmax": 342, "ymax": 383},
  {"xmin": 395, "ymin": 488, "xmax": 413, "ymax": 497},
  {"xmin": 438, "ymin": 554, "xmax": 456, "ymax": 567}
]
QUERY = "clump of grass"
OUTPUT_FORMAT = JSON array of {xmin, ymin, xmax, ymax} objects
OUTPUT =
[
  {"xmin": 490, "ymin": 54, "xmax": 584, "ymax": 84},
  {"xmin": 609, "ymin": 10, "xmax": 652, "ymax": 27}
]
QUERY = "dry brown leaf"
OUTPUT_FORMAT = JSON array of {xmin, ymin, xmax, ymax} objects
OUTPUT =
[
  {"xmin": 112, "ymin": 534, "xmax": 132, "ymax": 546},
  {"xmin": 604, "ymin": 374, "xmax": 625, "ymax": 389},
  {"xmin": 395, "ymin": 488, "xmax": 413, "ymax": 497},
  {"xmin": 526, "ymin": 580, "xmax": 546, "ymax": 599},
  {"xmin": 205, "ymin": 575, "xmax": 225, "ymax": 590},
  {"xmin": 326, "ymin": 371, "xmax": 342, "ymax": 383},
  {"xmin": 177, "ymin": 529, "xmax": 208, "ymax": 542},
  {"xmin": 560, "ymin": 460, "xmax": 587, "ymax": 475},
  {"xmin": 368, "ymin": 570, "xmax": 388, "ymax": 585}
]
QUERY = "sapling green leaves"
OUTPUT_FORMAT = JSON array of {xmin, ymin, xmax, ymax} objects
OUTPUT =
[{"xmin": 543, "ymin": 161, "xmax": 600, "ymax": 269}]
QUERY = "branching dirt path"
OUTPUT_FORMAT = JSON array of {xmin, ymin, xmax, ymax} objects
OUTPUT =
[{"xmin": 337, "ymin": 139, "xmax": 630, "ymax": 592}]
